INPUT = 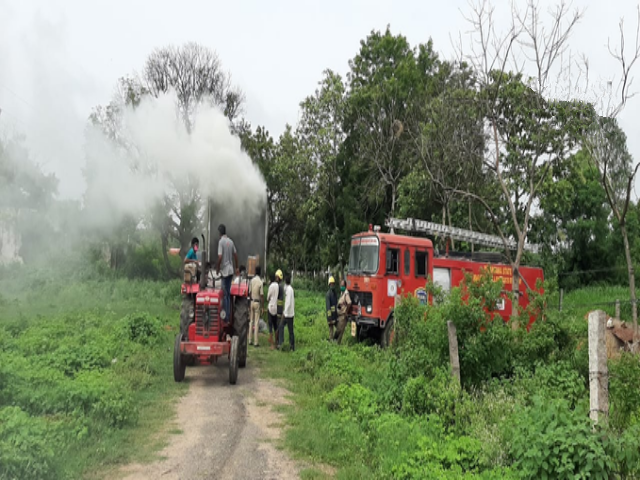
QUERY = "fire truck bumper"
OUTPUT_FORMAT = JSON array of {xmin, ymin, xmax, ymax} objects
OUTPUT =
[{"xmin": 349, "ymin": 316, "xmax": 380, "ymax": 327}]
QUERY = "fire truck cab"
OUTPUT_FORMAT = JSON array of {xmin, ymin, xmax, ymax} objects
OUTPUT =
[{"xmin": 346, "ymin": 222, "xmax": 544, "ymax": 347}]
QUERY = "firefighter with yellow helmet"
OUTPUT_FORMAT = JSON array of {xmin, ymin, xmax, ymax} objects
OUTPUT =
[{"xmin": 326, "ymin": 275, "xmax": 338, "ymax": 341}]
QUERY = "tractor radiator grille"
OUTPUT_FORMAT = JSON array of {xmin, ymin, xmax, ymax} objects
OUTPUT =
[{"xmin": 195, "ymin": 305, "xmax": 220, "ymax": 338}]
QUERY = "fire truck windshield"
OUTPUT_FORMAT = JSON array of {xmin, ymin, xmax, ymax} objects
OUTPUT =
[{"xmin": 348, "ymin": 236, "xmax": 379, "ymax": 275}]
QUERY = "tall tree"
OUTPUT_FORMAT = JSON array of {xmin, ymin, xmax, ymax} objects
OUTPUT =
[
  {"xmin": 297, "ymin": 69, "xmax": 348, "ymax": 272},
  {"xmin": 88, "ymin": 43, "xmax": 246, "ymax": 276},
  {"xmin": 583, "ymin": 8, "xmax": 640, "ymax": 331},
  {"xmin": 344, "ymin": 28, "xmax": 439, "ymax": 220},
  {"xmin": 448, "ymin": 0, "xmax": 591, "ymax": 318}
]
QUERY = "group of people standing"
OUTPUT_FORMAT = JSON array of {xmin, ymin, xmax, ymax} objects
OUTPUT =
[
  {"xmin": 247, "ymin": 271, "xmax": 353, "ymax": 351},
  {"xmin": 248, "ymin": 268, "xmax": 295, "ymax": 351}
]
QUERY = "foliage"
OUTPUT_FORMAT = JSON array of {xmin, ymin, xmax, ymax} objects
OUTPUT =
[
  {"xmin": 0, "ymin": 266, "xmax": 184, "ymax": 479},
  {"xmin": 509, "ymin": 398, "xmax": 611, "ymax": 479}
]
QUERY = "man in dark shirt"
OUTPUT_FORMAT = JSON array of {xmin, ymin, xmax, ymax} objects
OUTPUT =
[{"xmin": 326, "ymin": 276, "xmax": 338, "ymax": 341}]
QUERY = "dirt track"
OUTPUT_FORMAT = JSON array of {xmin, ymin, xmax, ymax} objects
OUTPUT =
[{"xmin": 119, "ymin": 360, "xmax": 300, "ymax": 480}]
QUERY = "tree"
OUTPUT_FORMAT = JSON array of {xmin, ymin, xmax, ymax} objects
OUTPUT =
[
  {"xmin": 88, "ymin": 42, "xmax": 246, "ymax": 276},
  {"xmin": 143, "ymin": 42, "xmax": 245, "ymax": 129},
  {"xmin": 344, "ymin": 28, "xmax": 439, "ymax": 220},
  {"xmin": 0, "ymin": 134, "xmax": 59, "ymax": 263},
  {"xmin": 447, "ymin": 0, "xmax": 591, "ymax": 318},
  {"xmin": 417, "ymin": 61, "xmax": 488, "ymax": 249},
  {"xmin": 297, "ymin": 69, "xmax": 348, "ymax": 272},
  {"xmin": 534, "ymin": 150, "xmax": 614, "ymax": 289},
  {"xmin": 583, "ymin": 7, "xmax": 640, "ymax": 332}
]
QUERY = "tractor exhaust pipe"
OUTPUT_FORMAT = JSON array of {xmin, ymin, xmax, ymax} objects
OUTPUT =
[{"xmin": 200, "ymin": 233, "xmax": 207, "ymax": 289}]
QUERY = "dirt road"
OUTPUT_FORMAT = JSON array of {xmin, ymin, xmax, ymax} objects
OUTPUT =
[{"xmin": 119, "ymin": 361, "xmax": 300, "ymax": 480}]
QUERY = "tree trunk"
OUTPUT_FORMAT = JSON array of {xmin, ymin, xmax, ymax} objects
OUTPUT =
[
  {"xmin": 468, "ymin": 201, "xmax": 474, "ymax": 254},
  {"xmin": 446, "ymin": 202, "xmax": 455, "ymax": 250},
  {"xmin": 511, "ymin": 265, "xmax": 520, "ymax": 321},
  {"xmin": 621, "ymin": 223, "xmax": 638, "ymax": 333}
]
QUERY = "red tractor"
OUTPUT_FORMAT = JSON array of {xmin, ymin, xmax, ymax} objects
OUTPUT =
[{"xmin": 173, "ymin": 234, "xmax": 251, "ymax": 384}]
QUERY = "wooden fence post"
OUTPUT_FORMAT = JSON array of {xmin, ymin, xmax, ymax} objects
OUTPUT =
[
  {"xmin": 615, "ymin": 300, "xmax": 620, "ymax": 320},
  {"xmin": 588, "ymin": 310, "xmax": 609, "ymax": 425},
  {"xmin": 447, "ymin": 321, "xmax": 461, "ymax": 387}
]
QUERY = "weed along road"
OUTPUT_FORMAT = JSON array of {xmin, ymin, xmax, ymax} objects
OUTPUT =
[{"xmin": 119, "ymin": 361, "xmax": 299, "ymax": 480}]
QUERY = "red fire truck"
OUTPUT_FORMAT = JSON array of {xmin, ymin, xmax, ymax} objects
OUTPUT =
[{"xmin": 346, "ymin": 217, "xmax": 544, "ymax": 347}]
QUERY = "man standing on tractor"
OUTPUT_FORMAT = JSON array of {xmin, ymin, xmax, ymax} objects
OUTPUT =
[
  {"xmin": 326, "ymin": 276, "xmax": 338, "ymax": 341},
  {"xmin": 334, "ymin": 279, "xmax": 352, "ymax": 344},
  {"xmin": 249, "ymin": 266, "xmax": 264, "ymax": 347},
  {"xmin": 216, "ymin": 224, "xmax": 238, "ymax": 324}
]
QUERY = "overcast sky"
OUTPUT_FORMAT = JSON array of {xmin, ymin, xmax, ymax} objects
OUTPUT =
[{"xmin": 1, "ymin": 0, "xmax": 639, "ymax": 199}]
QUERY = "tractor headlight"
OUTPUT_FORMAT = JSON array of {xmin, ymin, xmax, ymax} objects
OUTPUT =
[
  {"xmin": 220, "ymin": 309, "xmax": 227, "ymax": 320},
  {"xmin": 366, "ymin": 305, "xmax": 372, "ymax": 314}
]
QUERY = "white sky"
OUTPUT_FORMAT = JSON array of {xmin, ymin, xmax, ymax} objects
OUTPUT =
[{"xmin": 1, "ymin": 0, "xmax": 639, "ymax": 199}]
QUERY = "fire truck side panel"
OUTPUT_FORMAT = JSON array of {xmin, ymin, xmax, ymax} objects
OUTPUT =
[{"xmin": 431, "ymin": 257, "xmax": 544, "ymax": 327}]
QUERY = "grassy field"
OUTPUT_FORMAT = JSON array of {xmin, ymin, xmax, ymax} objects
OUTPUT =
[
  {"xmin": 2, "ymin": 266, "xmax": 638, "ymax": 479},
  {"xmin": 252, "ymin": 282, "xmax": 640, "ymax": 479},
  {"xmin": 0, "ymin": 267, "xmax": 187, "ymax": 480}
]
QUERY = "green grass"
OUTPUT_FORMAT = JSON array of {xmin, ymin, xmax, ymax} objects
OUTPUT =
[
  {"xmin": 548, "ymin": 284, "xmax": 634, "ymax": 319},
  {"xmin": 0, "ymin": 268, "xmax": 187, "ymax": 480},
  {"xmin": 252, "ymin": 283, "xmax": 640, "ymax": 479}
]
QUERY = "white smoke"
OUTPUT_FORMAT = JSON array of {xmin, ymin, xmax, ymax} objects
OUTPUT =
[{"xmin": 83, "ymin": 91, "xmax": 267, "ymax": 230}]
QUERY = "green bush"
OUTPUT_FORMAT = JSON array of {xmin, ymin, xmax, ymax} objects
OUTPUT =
[
  {"xmin": 325, "ymin": 383, "xmax": 378, "ymax": 423},
  {"xmin": 610, "ymin": 352, "xmax": 640, "ymax": 431},
  {"xmin": 401, "ymin": 368, "xmax": 459, "ymax": 426},
  {"xmin": 118, "ymin": 312, "xmax": 164, "ymax": 346},
  {"xmin": 509, "ymin": 398, "xmax": 611, "ymax": 479},
  {"xmin": 0, "ymin": 407, "xmax": 57, "ymax": 480}
]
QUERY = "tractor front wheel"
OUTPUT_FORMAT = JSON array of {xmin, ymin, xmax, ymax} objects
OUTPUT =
[
  {"xmin": 174, "ymin": 333, "xmax": 186, "ymax": 382},
  {"xmin": 180, "ymin": 297, "xmax": 193, "ymax": 339},
  {"xmin": 229, "ymin": 335, "xmax": 239, "ymax": 385},
  {"xmin": 234, "ymin": 298, "xmax": 249, "ymax": 368}
]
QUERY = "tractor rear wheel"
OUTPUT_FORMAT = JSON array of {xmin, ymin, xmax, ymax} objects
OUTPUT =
[
  {"xmin": 380, "ymin": 317, "xmax": 395, "ymax": 349},
  {"xmin": 174, "ymin": 333, "xmax": 186, "ymax": 382},
  {"xmin": 229, "ymin": 335, "xmax": 239, "ymax": 385},
  {"xmin": 234, "ymin": 298, "xmax": 249, "ymax": 368}
]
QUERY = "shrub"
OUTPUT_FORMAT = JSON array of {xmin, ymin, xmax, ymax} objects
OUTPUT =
[
  {"xmin": 325, "ymin": 383, "xmax": 378, "ymax": 423},
  {"xmin": 509, "ymin": 397, "xmax": 611, "ymax": 479},
  {"xmin": 118, "ymin": 312, "xmax": 163, "ymax": 346},
  {"xmin": 0, "ymin": 407, "xmax": 57, "ymax": 480},
  {"xmin": 610, "ymin": 352, "xmax": 640, "ymax": 431},
  {"xmin": 401, "ymin": 368, "xmax": 460, "ymax": 427}
]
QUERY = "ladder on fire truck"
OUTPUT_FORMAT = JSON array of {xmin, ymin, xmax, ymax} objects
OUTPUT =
[{"xmin": 385, "ymin": 217, "xmax": 541, "ymax": 254}]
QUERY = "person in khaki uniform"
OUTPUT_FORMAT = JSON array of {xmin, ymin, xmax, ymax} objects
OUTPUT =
[
  {"xmin": 248, "ymin": 266, "xmax": 264, "ymax": 347},
  {"xmin": 334, "ymin": 279, "xmax": 352, "ymax": 344}
]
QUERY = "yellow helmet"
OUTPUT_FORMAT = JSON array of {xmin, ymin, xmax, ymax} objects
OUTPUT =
[
  {"xmin": 328, "ymin": 276, "xmax": 335, "ymax": 285},
  {"xmin": 276, "ymin": 269, "xmax": 283, "ymax": 280}
]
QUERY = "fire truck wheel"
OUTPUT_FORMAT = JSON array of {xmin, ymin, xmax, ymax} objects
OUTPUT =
[
  {"xmin": 173, "ymin": 333, "xmax": 186, "ymax": 382},
  {"xmin": 229, "ymin": 335, "xmax": 239, "ymax": 385},
  {"xmin": 234, "ymin": 298, "xmax": 249, "ymax": 368},
  {"xmin": 380, "ymin": 317, "xmax": 395, "ymax": 349}
]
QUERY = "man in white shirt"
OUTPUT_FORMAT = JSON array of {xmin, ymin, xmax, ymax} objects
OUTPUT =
[
  {"xmin": 278, "ymin": 275, "xmax": 295, "ymax": 351},
  {"xmin": 266, "ymin": 270, "xmax": 282, "ymax": 349},
  {"xmin": 248, "ymin": 266, "xmax": 264, "ymax": 347}
]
